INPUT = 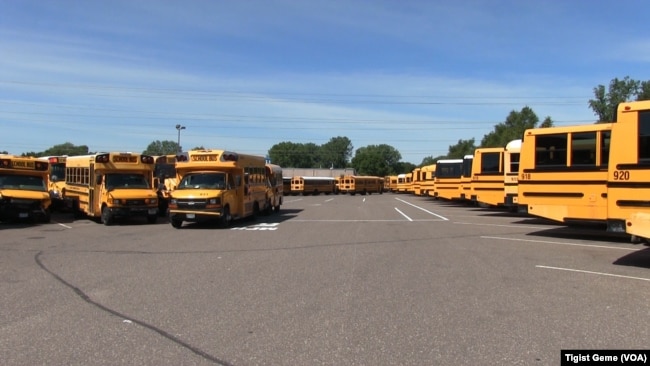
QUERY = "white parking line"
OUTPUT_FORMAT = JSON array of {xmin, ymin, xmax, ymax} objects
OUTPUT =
[
  {"xmin": 394, "ymin": 197, "xmax": 449, "ymax": 220},
  {"xmin": 324, "ymin": 198, "xmax": 334, "ymax": 202},
  {"xmin": 481, "ymin": 236, "xmax": 639, "ymax": 251},
  {"xmin": 456, "ymin": 221, "xmax": 546, "ymax": 229},
  {"xmin": 55, "ymin": 222, "xmax": 72, "ymax": 229},
  {"xmin": 536, "ymin": 265, "xmax": 650, "ymax": 282},
  {"xmin": 394, "ymin": 207, "xmax": 413, "ymax": 221}
]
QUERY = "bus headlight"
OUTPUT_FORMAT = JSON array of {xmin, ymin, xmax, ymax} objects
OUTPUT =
[
  {"xmin": 170, "ymin": 198, "xmax": 177, "ymax": 205},
  {"xmin": 208, "ymin": 198, "xmax": 220, "ymax": 205},
  {"xmin": 149, "ymin": 198, "xmax": 157, "ymax": 205}
]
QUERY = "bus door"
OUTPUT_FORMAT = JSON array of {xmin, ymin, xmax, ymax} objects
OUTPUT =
[{"xmin": 88, "ymin": 164, "xmax": 96, "ymax": 215}]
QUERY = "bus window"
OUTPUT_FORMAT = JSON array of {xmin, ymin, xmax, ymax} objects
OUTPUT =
[
  {"xmin": 638, "ymin": 111, "xmax": 650, "ymax": 162},
  {"xmin": 536, "ymin": 134, "xmax": 567, "ymax": 167}
]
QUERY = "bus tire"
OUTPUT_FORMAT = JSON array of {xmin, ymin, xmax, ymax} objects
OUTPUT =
[
  {"xmin": 220, "ymin": 206, "xmax": 232, "ymax": 227},
  {"xmin": 274, "ymin": 205, "xmax": 280, "ymax": 213},
  {"xmin": 101, "ymin": 206, "xmax": 113, "ymax": 226},
  {"xmin": 170, "ymin": 217, "xmax": 183, "ymax": 228}
]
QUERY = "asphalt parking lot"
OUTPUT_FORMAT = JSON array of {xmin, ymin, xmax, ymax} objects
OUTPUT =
[{"xmin": 1, "ymin": 193, "xmax": 649, "ymax": 365}]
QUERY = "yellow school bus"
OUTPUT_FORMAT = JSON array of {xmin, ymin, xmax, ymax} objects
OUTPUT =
[
  {"xmin": 518, "ymin": 123, "xmax": 613, "ymax": 225},
  {"xmin": 411, "ymin": 167, "xmax": 423, "ymax": 196},
  {"xmin": 0, "ymin": 155, "xmax": 51, "ymax": 222},
  {"xmin": 433, "ymin": 158, "xmax": 463, "ymax": 200},
  {"xmin": 395, "ymin": 173, "xmax": 412, "ymax": 193},
  {"xmin": 609, "ymin": 101, "xmax": 650, "ymax": 242},
  {"xmin": 265, "ymin": 163, "xmax": 283, "ymax": 213},
  {"xmin": 153, "ymin": 154, "xmax": 177, "ymax": 216},
  {"xmin": 470, "ymin": 147, "xmax": 505, "ymax": 207},
  {"xmin": 64, "ymin": 152, "xmax": 159, "ymax": 225},
  {"xmin": 168, "ymin": 149, "xmax": 269, "ymax": 228},
  {"xmin": 338, "ymin": 175, "xmax": 383, "ymax": 195},
  {"xmin": 37, "ymin": 155, "xmax": 68, "ymax": 210},
  {"xmin": 504, "ymin": 139, "xmax": 522, "ymax": 211},
  {"xmin": 420, "ymin": 164, "xmax": 436, "ymax": 197},
  {"xmin": 290, "ymin": 176, "xmax": 337, "ymax": 195},
  {"xmin": 459, "ymin": 154, "xmax": 474, "ymax": 201},
  {"xmin": 385, "ymin": 175, "xmax": 398, "ymax": 192}
]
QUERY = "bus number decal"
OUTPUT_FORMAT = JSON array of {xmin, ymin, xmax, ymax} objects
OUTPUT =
[
  {"xmin": 613, "ymin": 170, "xmax": 630, "ymax": 180},
  {"xmin": 520, "ymin": 173, "xmax": 531, "ymax": 180}
]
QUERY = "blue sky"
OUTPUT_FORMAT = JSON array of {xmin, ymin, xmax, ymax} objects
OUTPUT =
[{"xmin": 1, "ymin": 0, "xmax": 649, "ymax": 164}]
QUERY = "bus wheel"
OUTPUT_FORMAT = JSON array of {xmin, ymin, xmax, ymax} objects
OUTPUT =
[
  {"xmin": 170, "ymin": 217, "xmax": 183, "ymax": 228},
  {"xmin": 220, "ymin": 206, "xmax": 232, "ymax": 227},
  {"xmin": 42, "ymin": 209, "xmax": 51, "ymax": 223},
  {"xmin": 101, "ymin": 206, "xmax": 113, "ymax": 226},
  {"xmin": 274, "ymin": 204, "xmax": 280, "ymax": 213},
  {"xmin": 147, "ymin": 215, "xmax": 157, "ymax": 224},
  {"xmin": 252, "ymin": 202, "xmax": 260, "ymax": 219}
]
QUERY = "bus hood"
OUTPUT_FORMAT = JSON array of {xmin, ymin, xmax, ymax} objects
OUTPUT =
[
  {"xmin": 0, "ymin": 189, "xmax": 50, "ymax": 201},
  {"xmin": 107, "ymin": 189, "xmax": 158, "ymax": 200},
  {"xmin": 170, "ymin": 190, "xmax": 222, "ymax": 199}
]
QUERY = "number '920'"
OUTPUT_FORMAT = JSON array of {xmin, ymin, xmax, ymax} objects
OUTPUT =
[{"xmin": 613, "ymin": 170, "xmax": 630, "ymax": 180}]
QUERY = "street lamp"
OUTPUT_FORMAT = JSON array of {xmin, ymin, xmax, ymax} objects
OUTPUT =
[{"xmin": 175, "ymin": 124, "xmax": 186, "ymax": 153}]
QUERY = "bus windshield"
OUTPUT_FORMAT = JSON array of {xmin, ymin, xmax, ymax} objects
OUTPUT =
[
  {"xmin": 178, "ymin": 172, "xmax": 226, "ymax": 190},
  {"xmin": 0, "ymin": 174, "xmax": 47, "ymax": 191},
  {"xmin": 105, "ymin": 173, "xmax": 150, "ymax": 190}
]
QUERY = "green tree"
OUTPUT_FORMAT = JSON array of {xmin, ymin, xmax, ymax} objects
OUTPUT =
[
  {"xmin": 319, "ymin": 136, "xmax": 353, "ymax": 169},
  {"xmin": 588, "ymin": 76, "xmax": 640, "ymax": 122},
  {"xmin": 480, "ymin": 107, "xmax": 549, "ymax": 148},
  {"xmin": 21, "ymin": 142, "xmax": 90, "ymax": 157},
  {"xmin": 446, "ymin": 138, "xmax": 476, "ymax": 159},
  {"xmin": 637, "ymin": 80, "xmax": 650, "ymax": 101},
  {"xmin": 143, "ymin": 140, "xmax": 180, "ymax": 155},
  {"xmin": 350, "ymin": 144, "xmax": 402, "ymax": 176}
]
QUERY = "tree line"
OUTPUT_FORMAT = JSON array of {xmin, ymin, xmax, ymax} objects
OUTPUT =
[{"xmin": 15, "ymin": 76, "xmax": 649, "ymax": 177}]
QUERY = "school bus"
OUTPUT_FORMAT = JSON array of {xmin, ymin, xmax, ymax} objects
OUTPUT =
[
  {"xmin": 168, "ymin": 149, "xmax": 269, "ymax": 228},
  {"xmin": 395, "ymin": 173, "xmax": 412, "ymax": 193},
  {"xmin": 518, "ymin": 123, "xmax": 613, "ymax": 225},
  {"xmin": 37, "ymin": 155, "xmax": 68, "ymax": 211},
  {"xmin": 265, "ymin": 164, "xmax": 283, "ymax": 213},
  {"xmin": 418, "ymin": 164, "xmax": 436, "ymax": 197},
  {"xmin": 459, "ymin": 154, "xmax": 474, "ymax": 201},
  {"xmin": 290, "ymin": 176, "xmax": 337, "ymax": 195},
  {"xmin": 64, "ymin": 152, "xmax": 159, "ymax": 225},
  {"xmin": 470, "ymin": 147, "xmax": 506, "ymax": 207},
  {"xmin": 504, "ymin": 139, "xmax": 522, "ymax": 211},
  {"xmin": 609, "ymin": 101, "xmax": 650, "ymax": 242},
  {"xmin": 283, "ymin": 177, "xmax": 292, "ymax": 196},
  {"xmin": 338, "ymin": 175, "xmax": 383, "ymax": 195},
  {"xmin": 385, "ymin": 175, "xmax": 399, "ymax": 192},
  {"xmin": 153, "ymin": 154, "xmax": 177, "ymax": 216},
  {"xmin": 411, "ymin": 167, "xmax": 424, "ymax": 196},
  {"xmin": 433, "ymin": 158, "xmax": 463, "ymax": 200},
  {"xmin": 0, "ymin": 155, "xmax": 51, "ymax": 222}
]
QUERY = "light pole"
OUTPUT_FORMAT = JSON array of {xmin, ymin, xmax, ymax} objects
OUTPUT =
[{"xmin": 175, "ymin": 124, "xmax": 186, "ymax": 153}]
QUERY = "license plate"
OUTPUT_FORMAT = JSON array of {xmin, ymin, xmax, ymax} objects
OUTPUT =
[
  {"xmin": 148, "ymin": 208, "xmax": 157, "ymax": 215},
  {"xmin": 19, "ymin": 213, "xmax": 28, "ymax": 218},
  {"xmin": 186, "ymin": 213, "xmax": 195, "ymax": 219}
]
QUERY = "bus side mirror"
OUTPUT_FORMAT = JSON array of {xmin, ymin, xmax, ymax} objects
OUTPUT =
[
  {"xmin": 96, "ymin": 175, "xmax": 103, "ymax": 185},
  {"xmin": 51, "ymin": 175, "xmax": 59, "ymax": 182},
  {"xmin": 153, "ymin": 178, "xmax": 160, "ymax": 189}
]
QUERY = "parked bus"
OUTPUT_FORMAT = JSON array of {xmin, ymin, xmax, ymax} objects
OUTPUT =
[
  {"xmin": 470, "ymin": 147, "xmax": 506, "ymax": 207},
  {"xmin": 37, "ymin": 155, "xmax": 68, "ymax": 211},
  {"xmin": 411, "ymin": 167, "xmax": 424, "ymax": 196},
  {"xmin": 518, "ymin": 123, "xmax": 613, "ymax": 225},
  {"xmin": 504, "ymin": 139, "xmax": 522, "ymax": 211},
  {"xmin": 168, "ymin": 149, "xmax": 269, "ymax": 228},
  {"xmin": 420, "ymin": 164, "xmax": 436, "ymax": 197},
  {"xmin": 459, "ymin": 154, "xmax": 474, "ymax": 201},
  {"xmin": 395, "ymin": 173, "xmax": 412, "ymax": 193},
  {"xmin": 265, "ymin": 163, "xmax": 283, "ymax": 213},
  {"xmin": 153, "ymin": 154, "xmax": 177, "ymax": 216},
  {"xmin": 0, "ymin": 155, "xmax": 51, "ymax": 222},
  {"xmin": 609, "ymin": 101, "xmax": 650, "ymax": 242},
  {"xmin": 433, "ymin": 159, "xmax": 463, "ymax": 200},
  {"xmin": 338, "ymin": 175, "xmax": 383, "ymax": 195},
  {"xmin": 64, "ymin": 152, "xmax": 159, "ymax": 225},
  {"xmin": 290, "ymin": 176, "xmax": 337, "ymax": 195},
  {"xmin": 283, "ymin": 177, "xmax": 292, "ymax": 196}
]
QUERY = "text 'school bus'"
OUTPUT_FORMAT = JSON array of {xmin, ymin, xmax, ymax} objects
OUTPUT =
[
  {"xmin": 420, "ymin": 164, "xmax": 436, "ymax": 197},
  {"xmin": 0, "ymin": 155, "xmax": 51, "ymax": 222},
  {"xmin": 265, "ymin": 163, "xmax": 283, "ymax": 213},
  {"xmin": 504, "ymin": 139, "xmax": 522, "ymax": 210},
  {"xmin": 433, "ymin": 159, "xmax": 463, "ymax": 200},
  {"xmin": 338, "ymin": 175, "xmax": 383, "ymax": 195},
  {"xmin": 37, "ymin": 155, "xmax": 68, "ymax": 211},
  {"xmin": 168, "ymin": 149, "xmax": 270, "ymax": 228},
  {"xmin": 63, "ymin": 152, "xmax": 159, "ymax": 225},
  {"xmin": 290, "ymin": 176, "xmax": 337, "ymax": 195},
  {"xmin": 470, "ymin": 146, "xmax": 506, "ymax": 207},
  {"xmin": 517, "ymin": 123, "xmax": 613, "ymax": 226},
  {"xmin": 152, "ymin": 154, "xmax": 177, "ymax": 216}
]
